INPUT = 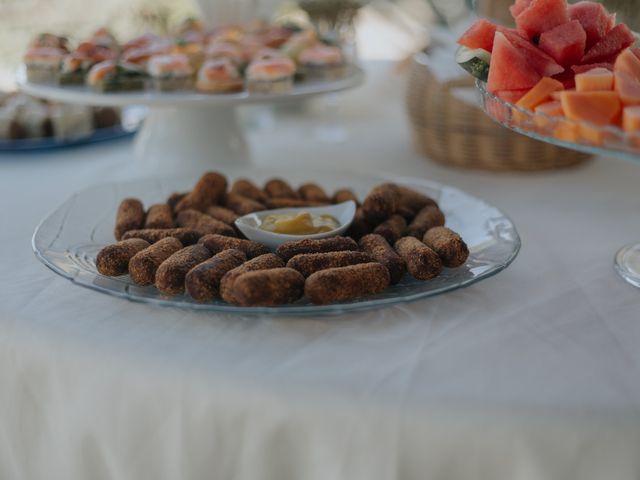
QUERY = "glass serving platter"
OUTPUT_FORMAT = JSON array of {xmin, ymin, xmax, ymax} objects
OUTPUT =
[
  {"xmin": 476, "ymin": 80, "xmax": 640, "ymax": 162},
  {"xmin": 32, "ymin": 170, "xmax": 520, "ymax": 316}
]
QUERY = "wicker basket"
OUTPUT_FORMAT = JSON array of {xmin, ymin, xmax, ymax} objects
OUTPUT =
[{"xmin": 406, "ymin": 52, "xmax": 590, "ymax": 171}]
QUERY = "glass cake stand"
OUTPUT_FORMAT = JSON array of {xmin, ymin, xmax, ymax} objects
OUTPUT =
[
  {"xmin": 16, "ymin": 65, "xmax": 364, "ymax": 175},
  {"xmin": 477, "ymin": 80, "xmax": 640, "ymax": 288}
]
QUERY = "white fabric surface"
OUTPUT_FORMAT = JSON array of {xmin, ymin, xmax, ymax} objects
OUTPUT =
[{"xmin": 1, "ymin": 61, "xmax": 640, "ymax": 480}]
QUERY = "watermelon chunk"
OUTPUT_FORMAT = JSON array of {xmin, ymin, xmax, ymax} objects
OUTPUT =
[
  {"xmin": 572, "ymin": 63, "xmax": 613, "ymax": 74},
  {"xmin": 515, "ymin": 0, "xmax": 569, "ymax": 40},
  {"xmin": 499, "ymin": 29, "xmax": 565, "ymax": 76},
  {"xmin": 568, "ymin": 1, "xmax": 615, "ymax": 49},
  {"xmin": 458, "ymin": 19, "xmax": 498, "ymax": 52},
  {"xmin": 581, "ymin": 24, "xmax": 636, "ymax": 64},
  {"xmin": 510, "ymin": 0, "xmax": 532, "ymax": 19},
  {"xmin": 487, "ymin": 32, "xmax": 542, "ymax": 93},
  {"xmin": 539, "ymin": 20, "xmax": 587, "ymax": 67}
]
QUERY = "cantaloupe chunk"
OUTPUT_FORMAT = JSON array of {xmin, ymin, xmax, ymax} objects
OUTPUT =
[
  {"xmin": 516, "ymin": 77, "xmax": 564, "ymax": 110},
  {"xmin": 579, "ymin": 124, "xmax": 615, "ymax": 146},
  {"xmin": 533, "ymin": 100, "xmax": 563, "ymax": 129},
  {"xmin": 554, "ymin": 121, "xmax": 581, "ymax": 142},
  {"xmin": 623, "ymin": 106, "xmax": 640, "ymax": 132},
  {"xmin": 575, "ymin": 67, "xmax": 614, "ymax": 91},
  {"xmin": 551, "ymin": 89, "xmax": 574, "ymax": 101},
  {"xmin": 614, "ymin": 71, "xmax": 640, "ymax": 106},
  {"xmin": 622, "ymin": 106, "xmax": 640, "ymax": 147},
  {"xmin": 560, "ymin": 91, "xmax": 621, "ymax": 125},
  {"xmin": 614, "ymin": 48, "xmax": 640, "ymax": 81},
  {"xmin": 512, "ymin": 77, "xmax": 564, "ymax": 123}
]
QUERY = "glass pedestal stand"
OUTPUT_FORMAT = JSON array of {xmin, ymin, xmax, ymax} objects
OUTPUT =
[{"xmin": 17, "ymin": 66, "xmax": 364, "ymax": 176}]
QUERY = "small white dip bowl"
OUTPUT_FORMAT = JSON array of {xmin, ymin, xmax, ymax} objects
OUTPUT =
[{"xmin": 235, "ymin": 201, "xmax": 357, "ymax": 250}]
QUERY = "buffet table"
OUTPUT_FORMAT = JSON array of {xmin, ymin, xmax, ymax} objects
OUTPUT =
[{"xmin": 1, "ymin": 61, "xmax": 640, "ymax": 480}]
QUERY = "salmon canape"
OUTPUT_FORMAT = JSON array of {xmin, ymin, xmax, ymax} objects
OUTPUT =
[
  {"xmin": 24, "ymin": 47, "xmax": 65, "ymax": 83},
  {"xmin": 204, "ymin": 42, "xmax": 245, "ymax": 66},
  {"xmin": 90, "ymin": 27, "xmax": 119, "ymax": 50},
  {"xmin": 172, "ymin": 40, "xmax": 205, "ymax": 70},
  {"xmin": 196, "ymin": 58, "xmax": 244, "ymax": 93},
  {"xmin": 207, "ymin": 25, "xmax": 244, "ymax": 45},
  {"xmin": 148, "ymin": 54, "xmax": 194, "ymax": 91},
  {"xmin": 59, "ymin": 51, "xmax": 90, "ymax": 85},
  {"xmin": 59, "ymin": 42, "xmax": 118, "ymax": 86},
  {"xmin": 251, "ymin": 47, "xmax": 288, "ymax": 62},
  {"xmin": 122, "ymin": 33, "xmax": 164, "ymax": 52},
  {"xmin": 298, "ymin": 45, "xmax": 345, "ymax": 80},
  {"xmin": 246, "ymin": 57, "xmax": 296, "ymax": 94},
  {"xmin": 238, "ymin": 35, "xmax": 266, "ymax": 64},
  {"xmin": 30, "ymin": 33, "xmax": 69, "ymax": 52},
  {"xmin": 86, "ymin": 60, "xmax": 147, "ymax": 92},
  {"xmin": 281, "ymin": 31, "xmax": 318, "ymax": 61},
  {"xmin": 262, "ymin": 26, "xmax": 293, "ymax": 49},
  {"xmin": 121, "ymin": 47, "xmax": 155, "ymax": 70}
]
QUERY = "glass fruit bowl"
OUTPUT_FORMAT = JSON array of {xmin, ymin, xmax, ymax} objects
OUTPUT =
[
  {"xmin": 476, "ymin": 80, "xmax": 640, "ymax": 161},
  {"xmin": 477, "ymin": 80, "xmax": 640, "ymax": 288}
]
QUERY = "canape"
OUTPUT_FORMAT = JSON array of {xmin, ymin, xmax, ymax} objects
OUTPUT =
[
  {"xmin": 24, "ymin": 47, "xmax": 65, "ymax": 83},
  {"xmin": 90, "ymin": 27, "xmax": 119, "ymax": 50},
  {"xmin": 246, "ymin": 57, "xmax": 296, "ymax": 94},
  {"xmin": 204, "ymin": 42, "xmax": 245, "ymax": 66},
  {"xmin": 251, "ymin": 47, "xmax": 288, "ymax": 62},
  {"xmin": 148, "ymin": 54, "xmax": 194, "ymax": 91},
  {"xmin": 86, "ymin": 60, "xmax": 147, "ymax": 92},
  {"xmin": 59, "ymin": 52, "xmax": 89, "ymax": 85},
  {"xmin": 195, "ymin": 58, "xmax": 244, "ymax": 93},
  {"xmin": 298, "ymin": 44, "xmax": 345, "ymax": 80},
  {"xmin": 207, "ymin": 25, "xmax": 244, "ymax": 45},
  {"xmin": 30, "ymin": 33, "xmax": 69, "ymax": 52},
  {"xmin": 262, "ymin": 26, "xmax": 293, "ymax": 48},
  {"xmin": 121, "ymin": 47, "xmax": 154, "ymax": 70},
  {"xmin": 281, "ymin": 30, "xmax": 317, "ymax": 61},
  {"xmin": 173, "ymin": 40, "xmax": 205, "ymax": 70}
]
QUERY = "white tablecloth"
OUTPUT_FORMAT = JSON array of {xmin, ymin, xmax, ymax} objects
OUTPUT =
[{"xmin": 1, "ymin": 62, "xmax": 640, "ymax": 480}]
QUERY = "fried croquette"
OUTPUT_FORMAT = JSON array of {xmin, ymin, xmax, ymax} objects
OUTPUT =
[
  {"xmin": 96, "ymin": 238, "xmax": 150, "ymax": 276},
  {"xmin": 175, "ymin": 172, "xmax": 227, "ymax": 212},
  {"xmin": 185, "ymin": 249, "xmax": 247, "ymax": 302},
  {"xmin": 286, "ymin": 251, "xmax": 373, "ymax": 277},
  {"xmin": 198, "ymin": 234, "xmax": 270, "ymax": 259},
  {"xmin": 305, "ymin": 263, "xmax": 390, "ymax": 304},
  {"xmin": 358, "ymin": 234, "xmax": 407, "ymax": 285},
  {"xmin": 423, "ymin": 227, "xmax": 469, "ymax": 268},
  {"xmin": 122, "ymin": 228, "xmax": 201, "ymax": 245},
  {"xmin": 155, "ymin": 244, "xmax": 212, "ymax": 295},
  {"xmin": 231, "ymin": 268, "xmax": 305, "ymax": 306},
  {"xmin": 276, "ymin": 236, "xmax": 358, "ymax": 261},
  {"xmin": 128, "ymin": 237, "xmax": 183, "ymax": 286},
  {"xmin": 114, "ymin": 198, "xmax": 145, "ymax": 240},
  {"xmin": 394, "ymin": 236, "xmax": 442, "ymax": 280}
]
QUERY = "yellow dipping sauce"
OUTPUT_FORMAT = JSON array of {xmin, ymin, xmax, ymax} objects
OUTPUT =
[{"xmin": 260, "ymin": 211, "xmax": 340, "ymax": 235}]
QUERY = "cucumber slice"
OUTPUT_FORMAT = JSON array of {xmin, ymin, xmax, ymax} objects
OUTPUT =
[{"xmin": 456, "ymin": 46, "xmax": 491, "ymax": 82}]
